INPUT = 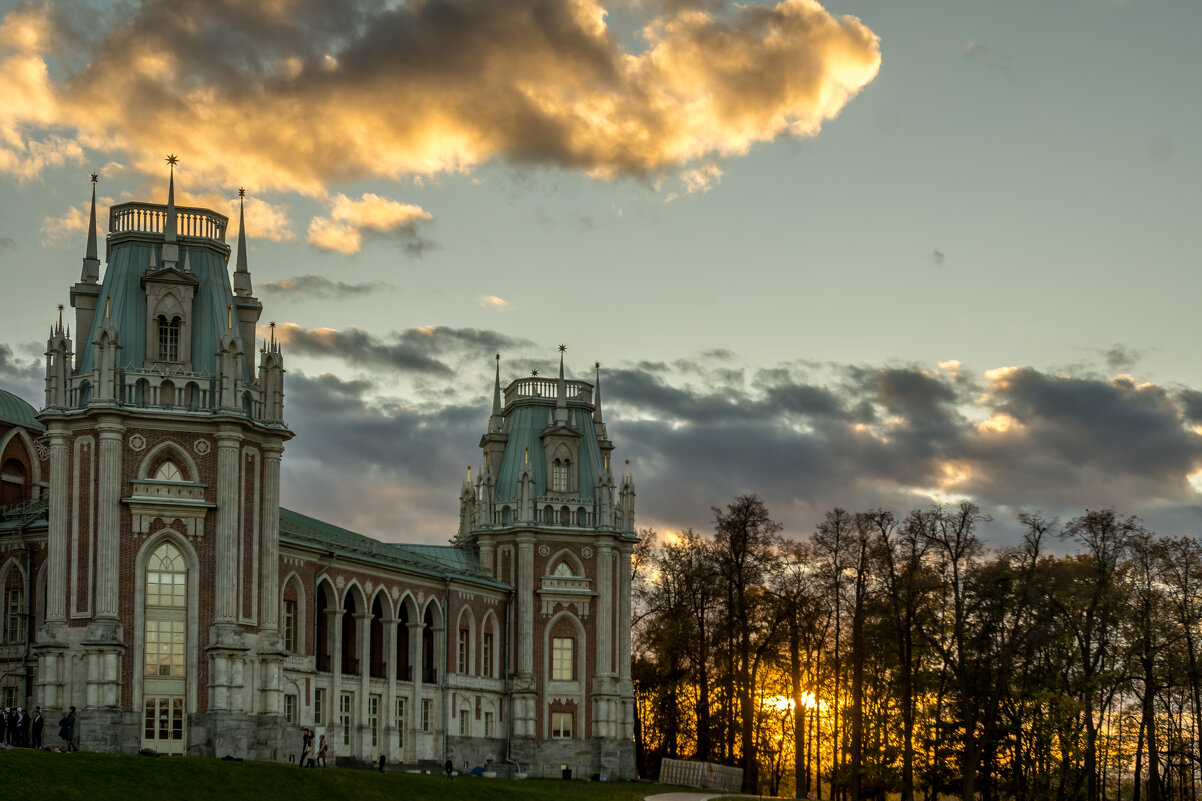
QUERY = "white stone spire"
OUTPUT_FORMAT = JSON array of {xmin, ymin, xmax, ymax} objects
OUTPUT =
[
  {"xmin": 81, "ymin": 173, "xmax": 100, "ymax": 284},
  {"xmin": 233, "ymin": 187, "xmax": 252, "ymax": 296},
  {"xmin": 555, "ymin": 344, "xmax": 568, "ymax": 424},
  {"xmin": 162, "ymin": 154, "xmax": 179, "ymax": 269},
  {"xmin": 490, "ymin": 353, "xmax": 503, "ymax": 431}
]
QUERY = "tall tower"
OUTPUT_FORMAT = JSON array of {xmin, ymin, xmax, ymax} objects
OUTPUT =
[
  {"xmin": 456, "ymin": 349, "xmax": 637, "ymax": 779},
  {"xmin": 37, "ymin": 163, "xmax": 291, "ymax": 757}
]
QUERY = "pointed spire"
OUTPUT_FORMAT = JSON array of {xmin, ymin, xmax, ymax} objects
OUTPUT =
[
  {"xmin": 81, "ymin": 173, "xmax": 101, "ymax": 283},
  {"xmin": 233, "ymin": 187, "xmax": 252, "ymax": 296},
  {"xmin": 182, "ymin": 247, "xmax": 192, "ymax": 273},
  {"xmin": 492, "ymin": 354, "xmax": 502, "ymax": 415},
  {"xmin": 162, "ymin": 154, "xmax": 179, "ymax": 269},
  {"xmin": 555, "ymin": 344, "xmax": 568, "ymax": 424},
  {"xmin": 593, "ymin": 361, "xmax": 604, "ymax": 423}
]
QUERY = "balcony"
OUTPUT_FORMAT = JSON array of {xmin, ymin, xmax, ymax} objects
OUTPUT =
[
  {"xmin": 342, "ymin": 657, "xmax": 360, "ymax": 676},
  {"xmin": 109, "ymin": 201, "xmax": 229, "ymax": 244},
  {"xmin": 316, "ymin": 654, "xmax": 331, "ymax": 673},
  {"xmin": 370, "ymin": 661, "xmax": 387, "ymax": 680},
  {"xmin": 503, "ymin": 377, "xmax": 594, "ymax": 407}
]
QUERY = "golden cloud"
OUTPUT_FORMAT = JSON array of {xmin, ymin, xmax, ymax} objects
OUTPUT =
[
  {"xmin": 0, "ymin": 0, "xmax": 880, "ymax": 194},
  {"xmin": 307, "ymin": 193, "xmax": 433, "ymax": 255}
]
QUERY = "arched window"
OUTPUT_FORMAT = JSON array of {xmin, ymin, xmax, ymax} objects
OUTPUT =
[
  {"xmin": 552, "ymin": 459, "xmax": 568, "ymax": 493},
  {"xmin": 157, "ymin": 315, "xmax": 181, "ymax": 362},
  {"xmin": 145, "ymin": 542, "xmax": 186, "ymax": 677},
  {"xmin": 153, "ymin": 460, "xmax": 184, "ymax": 482},
  {"xmin": 553, "ymin": 561, "xmax": 574, "ymax": 577}
]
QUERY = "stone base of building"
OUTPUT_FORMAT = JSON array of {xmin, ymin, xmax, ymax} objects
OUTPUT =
[
  {"xmin": 74, "ymin": 707, "xmax": 287, "ymax": 761},
  {"xmin": 509, "ymin": 735, "xmax": 636, "ymax": 780}
]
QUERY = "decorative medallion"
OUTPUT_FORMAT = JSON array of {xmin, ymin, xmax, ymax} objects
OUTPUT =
[
  {"xmin": 365, "ymin": 580, "xmax": 374, "ymax": 595},
  {"xmin": 128, "ymin": 434, "xmax": 147, "ymax": 451},
  {"xmin": 538, "ymin": 544, "xmax": 550, "ymax": 557},
  {"xmin": 34, "ymin": 437, "xmax": 50, "ymax": 461},
  {"xmin": 391, "ymin": 586, "xmax": 400, "ymax": 601},
  {"xmin": 193, "ymin": 439, "xmax": 211, "ymax": 455},
  {"xmin": 581, "ymin": 547, "xmax": 593, "ymax": 559},
  {"xmin": 334, "ymin": 574, "xmax": 346, "ymax": 591}
]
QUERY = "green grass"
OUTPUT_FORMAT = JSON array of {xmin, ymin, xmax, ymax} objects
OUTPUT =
[{"xmin": 0, "ymin": 749, "xmax": 694, "ymax": 801}]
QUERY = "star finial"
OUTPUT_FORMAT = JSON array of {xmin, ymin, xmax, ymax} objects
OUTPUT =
[
  {"xmin": 558, "ymin": 344, "xmax": 567, "ymax": 353},
  {"xmin": 57, "ymin": 304, "xmax": 65, "ymax": 311},
  {"xmin": 165, "ymin": 154, "xmax": 178, "ymax": 167},
  {"xmin": 495, "ymin": 353, "xmax": 500, "ymax": 361},
  {"xmin": 238, "ymin": 186, "xmax": 246, "ymax": 198},
  {"xmin": 531, "ymin": 369, "xmax": 539, "ymax": 377},
  {"xmin": 89, "ymin": 172, "xmax": 98, "ymax": 183},
  {"xmin": 595, "ymin": 361, "xmax": 600, "ymax": 369}
]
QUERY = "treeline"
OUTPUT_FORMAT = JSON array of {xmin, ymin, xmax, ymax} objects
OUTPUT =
[{"xmin": 632, "ymin": 496, "xmax": 1202, "ymax": 801}]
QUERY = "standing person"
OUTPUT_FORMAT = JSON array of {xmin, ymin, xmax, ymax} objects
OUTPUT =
[
  {"xmin": 298, "ymin": 727, "xmax": 312, "ymax": 767},
  {"xmin": 65, "ymin": 706, "xmax": 77, "ymax": 751},
  {"xmin": 30, "ymin": 707, "xmax": 43, "ymax": 749},
  {"xmin": 444, "ymin": 755, "xmax": 454, "ymax": 780},
  {"xmin": 0, "ymin": 709, "xmax": 7, "ymax": 744},
  {"xmin": 15, "ymin": 708, "xmax": 27, "ymax": 747},
  {"xmin": 316, "ymin": 734, "xmax": 328, "ymax": 768},
  {"xmin": 6, "ymin": 708, "xmax": 17, "ymax": 746}
]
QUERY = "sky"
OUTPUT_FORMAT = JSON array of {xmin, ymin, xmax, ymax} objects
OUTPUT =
[{"xmin": 1, "ymin": 0, "xmax": 1200, "ymax": 548}]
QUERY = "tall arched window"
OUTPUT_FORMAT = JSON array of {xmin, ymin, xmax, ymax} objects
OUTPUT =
[
  {"xmin": 552, "ymin": 459, "xmax": 568, "ymax": 492},
  {"xmin": 145, "ymin": 542, "xmax": 186, "ymax": 676},
  {"xmin": 157, "ymin": 315, "xmax": 181, "ymax": 362},
  {"xmin": 143, "ymin": 540, "xmax": 187, "ymax": 753}
]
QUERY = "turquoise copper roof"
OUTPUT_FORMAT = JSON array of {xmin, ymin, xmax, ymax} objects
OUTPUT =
[
  {"xmin": 279, "ymin": 507, "xmax": 507, "ymax": 588},
  {"xmin": 77, "ymin": 241, "xmax": 252, "ymax": 382},
  {"xmin": 0, "ymin": 389, "xmax": 44, "ymax": 431},
  {"xmin": 493, "ymin": 403, "xmax": 606, "ymax": 501}
]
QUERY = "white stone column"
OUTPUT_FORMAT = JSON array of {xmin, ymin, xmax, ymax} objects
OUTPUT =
[
  {"xmin": 384, "ymin": 616, "xmax": 397, "ymax": 758},
  {"xmin": 46, "ymin": 429, "xmax": 70, "ymax": 623},
  {"xmin": 259, "ymin": 442, "xmax": 284, "ymax": 631},
  {"xmin": 618, "ymin": 545, "xmax": 632, "ymax": 681},
  {"xmin": 595, "ymin": 543, "xmax": 614, "ymax": 678},
  {"xmin": 357, "ymin": 611, "xmax": 371, "ymax": 755},
  {"xmin": 516, "ymin": 536, "xmax": 535, "ymax": 677},
  {"xmin": 214, "ymin": 428, "xmax": 242, "ymax": 626},
  {"xmin": 408, "ymin": 621, "xmax": 422, "ymax": 754},
  {"xmin": 94, "ymin": 419, "xmax": 123, "ymax": 620}
]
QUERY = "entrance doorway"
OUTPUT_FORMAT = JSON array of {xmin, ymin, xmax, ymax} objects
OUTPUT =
[{"xmin": 143, "ymin": 695, "xmax": 185, "ymax": 754}]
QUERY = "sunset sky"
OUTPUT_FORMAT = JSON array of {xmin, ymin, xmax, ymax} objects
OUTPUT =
[{"xmin": 1, "ymin": 0, "xmax": 1200, "ymax": 546}]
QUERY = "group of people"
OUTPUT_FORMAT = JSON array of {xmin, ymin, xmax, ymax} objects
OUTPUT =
[
  {"xmin": 0, "ymin": 705, "xmax": 75, "ymax": 752},
  {"xmin": 297, "ymin": 728, "xmax": 328, "ymax": 768}
]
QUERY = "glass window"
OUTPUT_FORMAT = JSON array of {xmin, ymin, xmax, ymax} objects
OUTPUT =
[
  {"xmin": 421, "ymin": 698, "xmax": 432, "ymax": 732},
  {"xmin": 459, "ymin": 710, "xmax": 468, "ymax": 736},
  {"xmin": 153, "ymin": 460, "xmax": 184, "ymax": 482},
  {"xmin": 340, "ymin": 691, "xmax": 354, "ymax": 746},
  {"xmin": 282, "ymin": 600, "xmax": 297, "ymax": 652},
  {"xmin": 482, "ymin": 632, "xmax": 493, "ymax": 678},
  {"xmin": 158, "ymin": 315, "xmax": 180, "ymax": 362},
  {"xmin": 553, "ymin": 561, "xmax": 574, "ymax": 577},
  {"xmin": 144, "ymin": 619, "xmax": 186, "ymax": 676},
  {"xmin": 314, "ymin": 688, "xmax": 325, "ymax": 726},
  {"xmin": 551, "ymin": 637, "xmax": 573, "ymax": 681},
  {"xmin": 552, "ymin": 461, "xmax": 568, "ymax": 492},
  {"xmin": 551, "ymin": 711, "xmax": 573, "ymax": 739},
  {"xmin": 6, "ymin": 587, "xmax": 24, "ymax": 644},
  {"xmin": 457, "ymin": 629, "xmax": 469, "ymax": 674},
  {"xmin": 284, "ymin": 694, "xmax": 297, "ymax": 725},
  {"xmin": 395, "ymin": 697, "xmax": 406, "ymax": 750},
  {"xmin": 369, "ymin": 695, "xmax": 380, "ymax": 748},
  {"xmin": 147, "ymin": 542, "xmax": 186, "ymax": 607},
  {"xmin": 485, "ymin": 711, "xmax": 495, "ymax": 738}
]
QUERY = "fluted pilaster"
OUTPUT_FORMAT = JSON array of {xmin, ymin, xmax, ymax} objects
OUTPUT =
[
  {"xmin": 94, "ymin": 420, "xmax": 124, "ymax": 619},
  {"xmin": 46, "ymin": 431, "xmax": 70, "ymax": 623},
  {"xmin": 214, "ymin": 428, "xmax": 241, "ymax": 624}
]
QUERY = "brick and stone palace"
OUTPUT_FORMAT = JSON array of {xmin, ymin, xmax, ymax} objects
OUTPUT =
[{"xmin": 0, "ymin": 169, "xmax": 637, "ymax": 778}]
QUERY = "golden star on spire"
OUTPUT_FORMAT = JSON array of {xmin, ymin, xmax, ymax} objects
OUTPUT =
[
  {"xmin": 495, "ymin": 353, "xmax": 500, "ymax": 361},
  {"xmin": 57, "ymin": 304, "xmax": 65, "ymax": 311},
  {"xmin": 558, "ymin": 344, "xmax": 567, "ymax": 353},
  {"xmin": 531, "ymin": 369, "xmax": 539, "ymax": 377},
  {"xmin": 89, "ymin": 172, "xmax": 98, "ymax": 183},
  {"xmin": 238, "ymin": 187, "xmax": 246, "ymax": 198},
  {"xmin": 595, "ymin": 361, "xmax": 600, "ymax": 369},
  {"xmin": 165, "ymin": 154, "xmax": 179, "ymax": 166}
]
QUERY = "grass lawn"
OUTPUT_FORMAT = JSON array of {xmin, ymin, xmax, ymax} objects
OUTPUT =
[{"xmin": 0, "ymin": 749, "xmax": 692, "ymax": 801}]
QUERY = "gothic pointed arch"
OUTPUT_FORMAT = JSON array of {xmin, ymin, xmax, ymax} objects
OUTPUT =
[{"xmin": 137, "ymin": 440, "xmax": 200, "ymax": 483}]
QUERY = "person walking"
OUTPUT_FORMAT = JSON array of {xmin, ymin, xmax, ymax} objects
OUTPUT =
[
  {"xmin": 30, "ymin": 708, "xmax": 43, "ymax": 749},
  {"xmin": 316, "ymin": 734, "xmax": 328, "ymax": 768},
  {"xmin": 65, "ymin": 706, "xmax": 77, "ymax": 751},
  {"xmin": 444, "ymin": 756, "xmax": 454, "ymax": 780}
]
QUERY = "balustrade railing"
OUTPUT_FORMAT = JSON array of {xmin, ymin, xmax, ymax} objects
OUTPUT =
[
  {"xmin": 503, "ymin": 377, "xmax": 593, "ymax": 405},
  {"xmin": 109, "ymin": 201, "xmax": 229, "ymax": 243}
]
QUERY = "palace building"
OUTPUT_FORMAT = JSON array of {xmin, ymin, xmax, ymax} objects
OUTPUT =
[{"xmin": 0, "ymin": 168, "xmax": 637, "ymax": 778}]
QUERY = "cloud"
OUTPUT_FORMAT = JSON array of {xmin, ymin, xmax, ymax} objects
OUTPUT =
[
  {"xmin": 479, "ymin": 295, "xmax": 509, "ymax": 309},
  {"xmin": 0, "ymin": 236, "xmax": 16, "ymax": 251},
  {"xmin": 932, "ymin": 249, "xmax": 945, "ymax": 265},
  {"xmin": 273, "ymin": 323, "xmax": 535, "ymax": 376},
  {"xmin": 0, "ymin": 0, "xmax": 881, "ymax": 194},
  {"xmin": 0, "ymin": 342, "xmax": 43, "ymax": 406},
  {"xmin": 1103, "ymin": 343, "xmax": 1142, "ymax": 373},
  {"xmin": 261, "ymin": 274, "xmax": 391, "ymax": 299},
  {"xmin": 307, "ymin": 193, "xmax": 433, "ymax": 255},
  {"xmin": 39, "ymin": 195, "xmax": 115, "ymax": 246}
]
